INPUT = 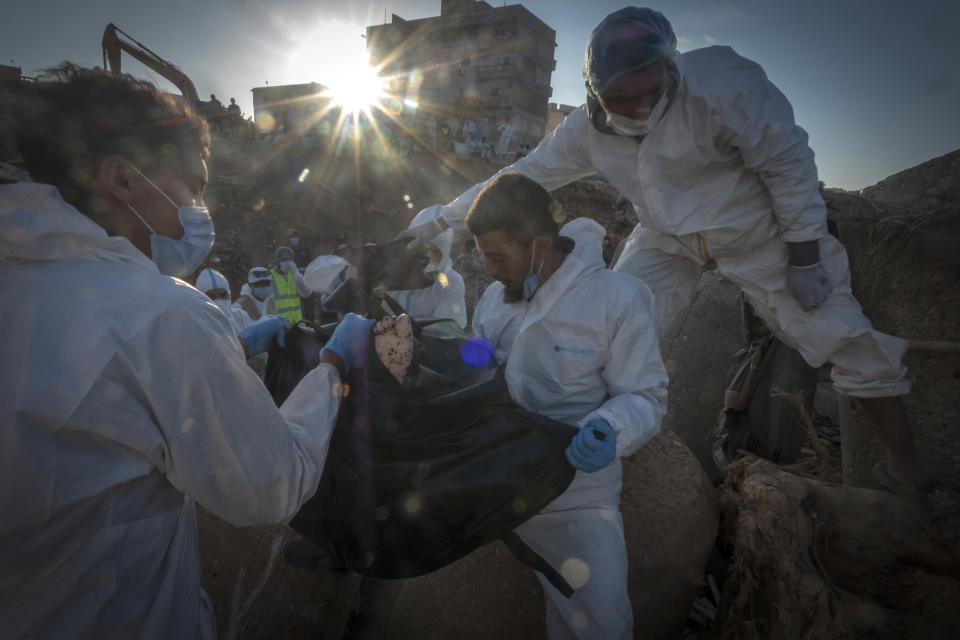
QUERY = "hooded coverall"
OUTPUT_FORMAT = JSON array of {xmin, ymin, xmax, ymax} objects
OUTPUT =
[
  {"xmin": 416, "ymin": 45, "xmax": 908, "ymax": 398},
  {"xmin": 473, "ymin": 218, "xmax": 668, "ymax": 639},
  {"xmin": 0, "ymin": 183, "xmax": 340, "ymax": 639}
]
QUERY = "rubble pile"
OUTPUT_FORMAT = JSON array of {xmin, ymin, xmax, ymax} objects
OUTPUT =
[{"xmin": 202, "ymin": 133, "xmax": 625, "ymax": 320}]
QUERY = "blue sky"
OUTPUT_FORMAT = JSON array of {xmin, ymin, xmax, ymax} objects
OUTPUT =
[{"xmin": 3, "ymin": 0, "xmax": 958, "ymax": 189}]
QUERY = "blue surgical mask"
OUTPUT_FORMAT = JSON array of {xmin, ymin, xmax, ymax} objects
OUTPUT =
[
  {"xmin": 522, "ymin": 241, "xmax": 544, "ymax": 301},
  {"xmin": 289, "ymin": 237, "xmax": 299, "ymax": 246},
  {"xmin": 252, "ymin": 285, "xmax": 273, "ymax": 301},
  {"xmin": 125, "ymin": 164, "xmax": 215, "ymax": 278}
]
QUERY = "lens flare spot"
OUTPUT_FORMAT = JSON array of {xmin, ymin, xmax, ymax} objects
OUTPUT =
[
  {"xmin": 571, "ymin": 610, "xmax": 590, "ymax": 630},
  {"xmin": 436, "ymin": 272, "xmax": 449, "ymax": 288},
  {"xmin": 461, "ymin": 336, "xmax": 495, "ymax": 367},
  {"xmin": 297, "ymin": 168, "xmax": 310, "ymax": 183},
  {"xmin": 560, "ymin": 557, "xmax": 591, "ymax": 590},
  {"xmin": 403, "ymin": 194, "xmax": 411, "ymax": 202},
  {"xmin": 404, "ymin": 494, "xmax": 422, "ymax": 514},
  {"xmin": 404, "ymin": 99, "xmax": 419, "ymax": 109}
]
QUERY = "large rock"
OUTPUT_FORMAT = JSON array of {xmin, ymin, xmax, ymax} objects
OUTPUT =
[
  {"xmin": 659, "ymin": 271, "xmax": 743, "ymax": 478},
  {"xmin": 351, "ymin": 429, "xmax": 719, "ymax": 640},
  {"xmin": 825, "ymin": 149, "xmax": 960, "ymax": 490}
]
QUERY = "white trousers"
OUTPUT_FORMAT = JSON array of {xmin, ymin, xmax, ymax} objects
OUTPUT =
[
  {"xmin": 614, "ymin": 227, "xmax": 909, "ymax": 398},
  {"xmin": 514, "ymin": 461, "xmax": 634, "ymax": 639}
]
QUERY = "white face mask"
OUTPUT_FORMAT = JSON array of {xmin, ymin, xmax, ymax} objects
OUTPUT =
[
  {"xmin": 212, "ymin": 298, "xmax": 232, "ymax": 314},
  {"xmin": 280, "ymin": 260, "xmax": 298, "ymax": 274},
  {"xmin": 252, "ymin": 285, "xmax": 273, "ymax": 301},
  {"xmin": 125, "ymin": 164, "xmax": 215, "ymax": 278},
  {"xmin": 605, "ymin": 90, "xmax": 669, "ymax": 137}
]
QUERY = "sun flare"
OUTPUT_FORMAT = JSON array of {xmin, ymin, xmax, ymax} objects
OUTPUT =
[
  {"xmin": 286, "ymin": 20, "xmax": 387, "ymax": 117},
  {"xmin": 327, "ymin": 60, "xmax": 387, "ymax": 116}
]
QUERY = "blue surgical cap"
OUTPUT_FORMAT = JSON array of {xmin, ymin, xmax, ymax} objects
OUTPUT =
[
  {"xmin": 275, "ymin": 246, "xmax": 295, "ymax": 261},
  {"xmin": 583, "ymin": 7, "xmax": 677, "ymax": 97}
]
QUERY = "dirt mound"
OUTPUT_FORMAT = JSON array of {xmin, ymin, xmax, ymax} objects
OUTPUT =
[{"xmin": 860, "ymin": 149, "xmax": 960, "ymax": 213}]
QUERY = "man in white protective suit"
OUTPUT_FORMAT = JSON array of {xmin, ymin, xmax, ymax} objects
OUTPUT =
[
  {"xmin": 386, "ymin": 209, "xmax": 467, "ymax": 328},
  {"xmin": 400, "ymin": 7, "xmax": 959, "ymax": 538},
  {"xmin": 0, "ymin": 63, "xmax": 373, "ymax": 638},
  {"xmin": 467, "ymin": 173, "xmax": 668, "ymax": 638}
]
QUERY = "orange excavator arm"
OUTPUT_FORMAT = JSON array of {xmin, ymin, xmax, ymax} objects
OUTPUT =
[{"xmin": 102, "ymin": 23, "xmax": 201, "ymax": 107}]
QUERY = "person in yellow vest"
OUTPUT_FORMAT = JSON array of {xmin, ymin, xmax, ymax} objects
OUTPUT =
[{"xmin": 271, "ymin": 246, "xmax": 312, "ymax": 323}]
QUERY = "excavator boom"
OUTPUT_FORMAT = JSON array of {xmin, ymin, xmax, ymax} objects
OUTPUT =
[{"xmin": 101, "ymin": 23, "xmax": 200, "ymax": 107}]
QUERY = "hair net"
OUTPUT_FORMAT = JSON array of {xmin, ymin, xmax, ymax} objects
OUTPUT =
[
  {"xmin": 275, "ymin": 246, "xmax": 295, "ymax": 262},
  {"xmin": 195, "ymin": 268, "xmax": 230, "ymax": 295},
  {"xmin": 583, "ymin": 7, "xmax": 677, "ymax": 97}
]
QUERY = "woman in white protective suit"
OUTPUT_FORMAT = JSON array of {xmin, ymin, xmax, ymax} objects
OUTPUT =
[
  {"xmin": 400, "ymin": 7, "xmax": 959, "ymax": 537},
  {"xmin": 0, "ymin": 64, "xmax": 372, "ymax": 638},
  {"xmin": 468, "ymin": 174, "xmax": 668, "ymax": 639}
]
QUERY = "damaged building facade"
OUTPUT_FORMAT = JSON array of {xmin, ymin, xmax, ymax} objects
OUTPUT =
[
  {"xmin": 250, "ymin": 82, "xmax": 338, "ymax": 140},
  {"xmin": 366, "ymin": 0, "xmax": 557, "ymax": 152}
]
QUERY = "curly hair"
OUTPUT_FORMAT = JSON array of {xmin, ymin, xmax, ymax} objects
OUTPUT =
[{"xmin": 16, "ymin": 62, "xmax": 209, "ymax": 211}]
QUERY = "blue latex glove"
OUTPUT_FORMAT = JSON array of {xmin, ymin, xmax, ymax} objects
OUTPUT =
[
  {"xmin": 238, "ymin": 315, "xmax": 290, "ymax": 357},
  {"xmin": 321, "ymin": 313, "xmax": 375, "ymax": 374},
  {"xmin": 565, "ymin": 419, "xmax": 617, "ymax": 473}
]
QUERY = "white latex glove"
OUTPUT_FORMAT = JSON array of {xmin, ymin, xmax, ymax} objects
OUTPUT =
[
  {"xmin": 397, "ymin": 216, "xmax": 447, "ymax": 250},
  {"xmin": 785, "ymin": 240, "xmax": 832, "ymax": 310},
  {"xmin": 786, "ymin": 262, "xmax": 832, "ymax": 310}
]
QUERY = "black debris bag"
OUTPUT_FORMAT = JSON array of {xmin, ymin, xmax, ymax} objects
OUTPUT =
[{"xmin": 267, "ymin": 319, "xmax": 578, "ymax": 595}]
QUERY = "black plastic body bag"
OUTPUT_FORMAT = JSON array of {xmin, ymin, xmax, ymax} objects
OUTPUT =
[{"xmin": 264, "ymin": 319, "xmax": 578, "ymax": 596}]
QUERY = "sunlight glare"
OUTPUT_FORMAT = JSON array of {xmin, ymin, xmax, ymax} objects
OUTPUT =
[
  {"xmin": 286, "ymin": 19, "xmax": 386, "ymax": 117},
  {"xmin": 327, "ymin": 58, "xmax": 386, "ymax": 116}
]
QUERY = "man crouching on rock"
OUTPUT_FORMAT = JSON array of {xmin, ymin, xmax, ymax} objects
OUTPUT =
[{"xmin": 466, "ymin": 172, "xmax": 668, "ymax": 638}]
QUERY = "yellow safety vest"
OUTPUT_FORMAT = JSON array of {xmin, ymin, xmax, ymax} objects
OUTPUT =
[{"xmin": 270, "ymin": 268, "xmax": 302, "ymax": 323}]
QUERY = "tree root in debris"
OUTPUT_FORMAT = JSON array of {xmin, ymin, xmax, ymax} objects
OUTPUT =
[{"xmin": 713, "ymin": 456, "xmax": 960, "ymax": 640}]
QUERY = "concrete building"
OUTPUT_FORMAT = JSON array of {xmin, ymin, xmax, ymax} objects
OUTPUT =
[
  {"xmin": 545, "ymin": 102, "xmax": 577, "ymax": 135},
  {"xmin": 366, "ymin": 0, "xmax": 556, "ymax": 154},
  {"xmin": 250, "ymin": 82, "xmax": 337, "ymax": 139}
]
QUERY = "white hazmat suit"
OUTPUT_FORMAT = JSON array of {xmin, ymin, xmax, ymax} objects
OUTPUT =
[
  {"xmin": 388, "ymin": 226, "xmax": 467, "ymax": 328},
  {"xmin": 195, "ymin": 267, "xmax": 253, "ymax": 334},
  {"xmin": 416, "ymin": 46, "xmax": 908, "ymax": 398},
  {"xmin": 472, "ymin": 218, "xmax": 668, "ymax": 639},
  {"xmin": 0, "ymin": 183, "xmax": 340, "ymax": 639}
]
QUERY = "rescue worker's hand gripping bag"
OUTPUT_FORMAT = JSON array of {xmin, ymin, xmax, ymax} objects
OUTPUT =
[{"xmin": 285, "ymin": 320, "xmax": 577, "ymax": 584}]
